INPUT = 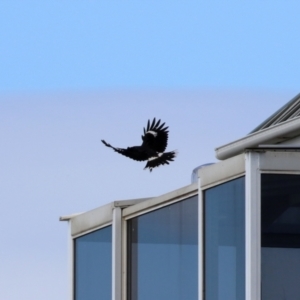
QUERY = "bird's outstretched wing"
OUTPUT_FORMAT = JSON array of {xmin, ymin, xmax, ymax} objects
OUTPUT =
[
  {"xmin": 101, "ymin": 140, "xmax": 148, "ymax": 161},
  {"xmin": 142, "ymin": 118, "xmax": 169, "ymax": 152}
]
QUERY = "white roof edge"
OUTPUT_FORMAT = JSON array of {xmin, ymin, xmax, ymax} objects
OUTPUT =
[
  {"xmin": 59, "ymin": 213, "xmax": 83, "ymax": 221},
  {"xmin": 59, "ymin": 198, "xmax": 150, "ymax": 223},
  {"xmin": 199, "ymin": 153, "xmax": 245, "ymax": 189},
  {"xmin": 216, "ymin": 116, "xmax": 300, "ymax": 160},
  {"xmin": 113, "ymin": 198, "xmax": 152, "ymax": 207},
  {"xmin": 123, "ymin": 182, "xmax": 198, "ymax": 218}
]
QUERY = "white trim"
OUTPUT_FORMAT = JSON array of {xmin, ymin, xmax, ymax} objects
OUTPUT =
[
  {"xmin": 70, "ymin": 199, "xmax": 148, "ymax": 237},
  {"xmin": 112, "ymin": 207, "xmax": 122, "ymax": 300},
  {"xmin": 216, "ymin": 116, "xmax": 300, "ymax": 160},
  {"xmin": 259, "ymin": 150, "xmax": 300, "ymax": 171},
  {"xmin": 121, "ymin": 218, "xmax": 127, "ymax": 300},
  {"xmin": 245, "ymin": 152, "xmax": 261, "ymax": 300},
  {"xmin": 71, "ymin": 222, "xmax": 112, "ymax": 239},
  {"xmin": 198, "ymin": 177, "xmax": 203, "ymax": 300},
  {"xmin": 71, "ymin": 203, "xmax": 114, "ymax": 236},
  {"xmin": 199, "ymin": 153, "xmax": 245, "ymax": 190},
  {"xmin": 258, "ymin": 144, "xmax": 300, "ymax": 148},
  {"xmin": 59, "ymin": 213, "xmax": 83, "ymax": 221},
  {"xmin": 200, "ymin": 173, "xmax": 245, "ymax": 190},
  {"xmin": 123, "ymin": 184, "xmax": 198, "ymax": 219},
  {"xmin": 68, "ymin": 221, "xmax": 74, "ymax": 300},
  {"xmin": 123, "ymin": 192, "xmax": 198, "ymax": 221},
  {"xmin": 260, "ymin": 170, "xmax": 300, "ymax": 175}
]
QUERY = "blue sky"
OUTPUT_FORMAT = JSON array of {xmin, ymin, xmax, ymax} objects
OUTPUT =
[
  {"xmin": 1, "ymin": 2, "xmax": 300, "ymax": 299},
  {"xmin": 1, "ymin": 1, "xmax": 300, "ymax": 92}
]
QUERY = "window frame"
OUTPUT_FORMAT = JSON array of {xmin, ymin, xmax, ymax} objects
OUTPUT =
[
  {"xmin": 70, "ymin": 203, "xmax": 114, "ymax": 300},
  {"xmin": 73, "ymin": 224, "xmax": 113, "ymax": 300},
  {"xmin": 203, "ymin": 176, "xmax": 246, "ymax": 299},
  {"xmin": 245, "ymin": 149, "xmax": 300, "ymax": 300},
  {"xmin": 122, "ymin": 183, "xmax": 198, "ymax": 300},
  {"xmin": 198, "ymin": 154, "xmax": 246, "ymax": 300},
  {"xmin": 199, "ymin": 149, "xmax": 300, "ymax": 300},
  {"xmin": 67, "ymin": 199, "xmax": 146, "ymax": 300}
]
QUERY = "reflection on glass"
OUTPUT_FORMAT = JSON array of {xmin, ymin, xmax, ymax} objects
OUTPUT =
[
  {"xmin": 127, "ymin": 196, "xmax": 198, "ymax": 300},
  {"xmin": 261, "ymin": 174, "xmax": 300, "ymax": 300},
  {"xmin": 204, "ymin": 177, "xmax": 245, "ymax": 300},
  {"xmin": 75, "ymin": 226, "xmax": 112, "ymax": 300}
]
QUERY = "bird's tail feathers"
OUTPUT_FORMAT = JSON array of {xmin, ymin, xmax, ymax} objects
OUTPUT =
[{"xmin": 144, "ymin": 150, "xmax": 177, "ymax": 172}]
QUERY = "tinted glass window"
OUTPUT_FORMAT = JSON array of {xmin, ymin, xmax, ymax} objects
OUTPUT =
[
  {"xmin": 75, "ymin": 226, "xmax": 112, "ymax": 300},
  {"xmin": 127, "ymin": 196, "xmax": 198, "ymax": 300},
  {"xmin": 204, "ymin": 177, "xmax": 245, "ymax": 300},
  {"xmin": 261, "ymin": 174, "xmax": 300, "ymax": 300}
]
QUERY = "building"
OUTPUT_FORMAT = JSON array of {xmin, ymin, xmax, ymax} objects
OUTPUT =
[{"xmin": 61, "ymin": 94, "xmax": 300, "ymax": 300}]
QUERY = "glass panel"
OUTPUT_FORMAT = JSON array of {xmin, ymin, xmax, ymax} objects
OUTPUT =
[
  {"xmin": 74, "ymin": 226, "xmax": 112, "ymax": 300},
  {"xmin": 261, "ymin": 174, "xmax": 300, "ymax": 300},
  {"xmin": 127, "ymin": 196, "xmax": 198, "ymax": 300},
  {"xmin": 204, "ymin": 177, "xmax": 245, "ymax": 300}
]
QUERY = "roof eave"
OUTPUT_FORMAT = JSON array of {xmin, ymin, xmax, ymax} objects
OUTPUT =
[{"xmin": 216, "ymin": 116, "xmax": 300, "ymax": 160}]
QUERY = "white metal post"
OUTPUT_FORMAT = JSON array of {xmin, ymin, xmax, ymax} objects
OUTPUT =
[
  {"xmin": 198, "ymin": 177, "xmax": 203, "ymax": 300},
  {"xmin": 112, "ymin": 207, "xmax": 122, "ymax": 300},
  {"xmin": 68, "ymin": 220, "xmax": 74, "ymax": 300},
  {"xmin": 245, "ymin": 151, "xmax": 261, "ymax": 300}
]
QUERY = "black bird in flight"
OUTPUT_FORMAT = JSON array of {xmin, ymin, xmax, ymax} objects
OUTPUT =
[{"xmin": 101, "ymin": 118, "xmax": 177, "ymax": 172}]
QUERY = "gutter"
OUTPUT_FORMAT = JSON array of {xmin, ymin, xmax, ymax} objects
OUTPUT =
[{"xmin": 216, "ymin": 116, "xmax": 300, "ymax": 160}]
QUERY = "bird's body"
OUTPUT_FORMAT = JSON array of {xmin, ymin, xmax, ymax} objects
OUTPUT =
[{"xmin": 101, "ymin": 118, "xmax": 177, "ymax": 171}]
